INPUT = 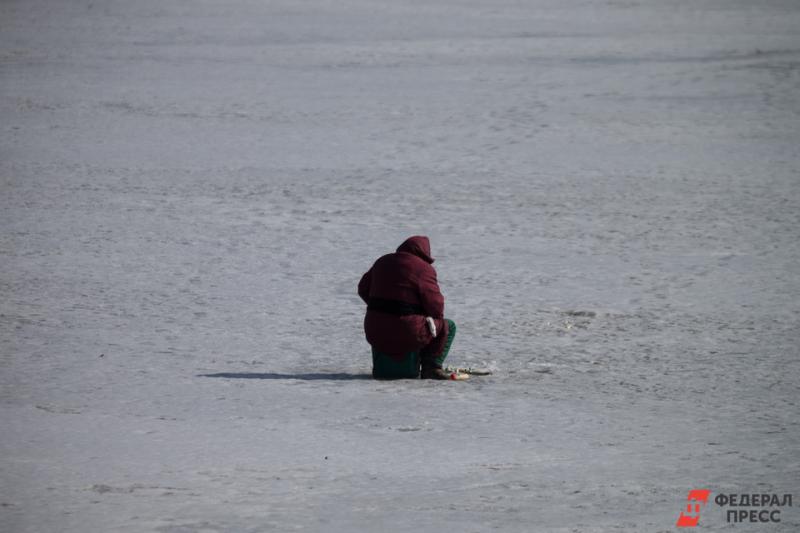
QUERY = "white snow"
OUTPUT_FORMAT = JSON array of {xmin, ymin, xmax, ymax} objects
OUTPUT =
[{"xmin": 1, "ymin": 0, "xmax": 799, "ymax": 531}]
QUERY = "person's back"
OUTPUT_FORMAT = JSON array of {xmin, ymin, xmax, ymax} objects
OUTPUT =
[{"xmin": 358, "ymin": 236, "xmax": 456, "ymax": 379}]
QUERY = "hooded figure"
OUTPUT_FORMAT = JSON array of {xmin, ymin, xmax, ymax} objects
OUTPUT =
[{"xmin": 358, "ymin": 236, "xmax": 456, "ymax": 379}]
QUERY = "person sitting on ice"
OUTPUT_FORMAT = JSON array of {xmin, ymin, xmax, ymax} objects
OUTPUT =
[{"xmin": 358, "ymin": 235, "xmax": 456, "ymax": 380}]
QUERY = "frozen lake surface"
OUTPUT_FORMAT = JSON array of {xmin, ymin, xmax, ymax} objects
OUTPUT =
[{"xmin": 1, "ymin": 0, "xmax": 799, "ymax": 531}]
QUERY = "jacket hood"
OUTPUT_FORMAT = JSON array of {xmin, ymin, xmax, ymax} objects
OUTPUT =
[{"xmin": 396, "ymin": 235, "xmax": 434, "ymax": 264}]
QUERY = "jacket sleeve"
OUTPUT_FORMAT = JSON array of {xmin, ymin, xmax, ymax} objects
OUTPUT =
[
  {"xmin": 417, "ymin": 265, "xmax": 445, "ymax": 318},
  {"xmin": 357, "ymin": 268, "xmax": 372, "ymax": 304}
]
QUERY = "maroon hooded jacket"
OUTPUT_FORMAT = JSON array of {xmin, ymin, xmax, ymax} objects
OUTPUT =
[{"xmin": 358, "ymin": 236, "xmax": 445, "ymax": 355}]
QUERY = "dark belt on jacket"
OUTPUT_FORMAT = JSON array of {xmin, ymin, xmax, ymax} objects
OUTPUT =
[{"xmin": 367, "ymin": 297, "xmax": 424, "ymax": 316}]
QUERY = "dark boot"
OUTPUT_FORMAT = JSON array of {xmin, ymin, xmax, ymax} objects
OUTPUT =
[{"xmin": 421, "ymin": 366, "xmax": 451, "ymax": 380}]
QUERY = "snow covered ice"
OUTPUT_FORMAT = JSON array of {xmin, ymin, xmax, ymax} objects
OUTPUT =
[{"xmin": 1, "ymin": 0, "xmax": 799, "ymax": 531}]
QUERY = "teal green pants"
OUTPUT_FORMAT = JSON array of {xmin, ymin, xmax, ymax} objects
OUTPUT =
[{"xmin": 372, "ymin": 319, "xmax": 456, "ymax": 379}]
